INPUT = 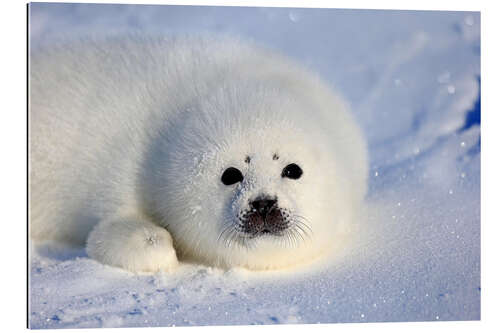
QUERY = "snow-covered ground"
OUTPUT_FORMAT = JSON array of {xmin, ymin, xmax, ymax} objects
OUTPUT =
[{"xmin": 28, "ymin": 3, "xmax": 480, "ymax": 329}]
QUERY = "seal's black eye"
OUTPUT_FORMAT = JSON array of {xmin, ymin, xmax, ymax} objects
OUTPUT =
[
  {"xmin": 282, "ymin": 163, "xmax": 303, "ymax": 179},
  {"xmin": 221, "ymin": 167, "xmax": 244, "ymax": 185}
]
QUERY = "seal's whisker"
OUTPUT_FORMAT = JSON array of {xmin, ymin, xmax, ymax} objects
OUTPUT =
[
  {"xmin": 294, "ymin": 225, "xmax": 308, "ymax": 240},
  {"xmin": 227, "ymin": 208, "xmax": 313, "ymax": 250},
  {"xmin": 236, "ymin": 233, "xmax": 253, "ymax": 251},
  {"xmin": 286, "ymin": 230, "xmax": 296, "ymax": 248},
  {"xmin": 283, "ymin": 228, "xmax": 299, "ymax": 248},
  {"xmin": 293, "ymin": 214, "xmax": 312, "ymax": 226},
  {"xmin": 292, "ymin": 225, "xmax": 306, "ymax": 244},
  {"xmin": 293, "ymin": 220, "xmax": 312, "ymax": 240},
  {"xmin": 218, "ymin": 223, "xmax": 235, "ymax": 245},
  {"xmin": 282, "ymin": 229, "xmax": 293, "ymax": 248},
  {"xmin": 293, "ymin": 227, "xmax": 304, "ymax": 247},
  {"xmin": 224, "ymin": 228, "xmax": 238, "ymax": 248},
  {"xmin": 293, "ymin": 229, "xmax": 302, "ymax": 248},
  {"xmin": 293, "ymin": 215, "xmax": 313, "ymax": 235}
]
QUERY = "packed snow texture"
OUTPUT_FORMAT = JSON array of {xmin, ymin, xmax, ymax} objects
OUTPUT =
[{"xmin": 28, "ymin": 4, "xmax": 480, "ymax": 328}]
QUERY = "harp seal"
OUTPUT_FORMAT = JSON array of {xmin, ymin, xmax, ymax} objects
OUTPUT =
[{"xmin": 30, "ymin": 35, "xmax": 367, "ymax": 272}]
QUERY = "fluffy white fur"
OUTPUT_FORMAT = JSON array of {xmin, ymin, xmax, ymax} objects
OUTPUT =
[{"xmin": 30, "ymin": 35, "xmax": 367, "ymax": 272}]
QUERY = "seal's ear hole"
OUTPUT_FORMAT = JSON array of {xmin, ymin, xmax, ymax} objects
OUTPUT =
[
  {"xmin": 221, "ymin": 167, "xmax": 244, "ymax": 185},
  {"xmin": 282, "ymin": 163, "xmax": 303, "ymax": 180}
]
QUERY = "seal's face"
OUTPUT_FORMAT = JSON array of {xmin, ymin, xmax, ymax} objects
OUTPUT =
[
  {"xmin": 152, "ymin": 88, "xmax": 354, "ymax": 269},
  {"xmin": 218, "ymin": 155, "xmax": 309, "ymax": 246}
]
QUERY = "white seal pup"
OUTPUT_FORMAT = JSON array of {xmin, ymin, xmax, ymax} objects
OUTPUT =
[{"xmin": 30, "ymin": 35, "xmax": 367, "ymax": 272}]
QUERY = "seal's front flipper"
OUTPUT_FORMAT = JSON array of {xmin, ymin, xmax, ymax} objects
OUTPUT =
[{"xmin": 86, "ymin": 214, "xmax": 178, "ymax": 273}]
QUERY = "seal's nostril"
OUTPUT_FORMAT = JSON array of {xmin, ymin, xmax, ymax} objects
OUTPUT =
[{"xmin": 250, "ymin": 198, "xmax": 277, "ymax": 217}]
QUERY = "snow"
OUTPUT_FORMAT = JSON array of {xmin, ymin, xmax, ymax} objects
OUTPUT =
[{"xmin": 28, "ymin": 3, "xmax": 480, "ymax": 329}]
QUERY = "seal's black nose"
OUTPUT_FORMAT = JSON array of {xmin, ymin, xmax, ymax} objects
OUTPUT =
[{"xmin": 250, "ymin": 197, "xmax": 277, "ymax": 217}]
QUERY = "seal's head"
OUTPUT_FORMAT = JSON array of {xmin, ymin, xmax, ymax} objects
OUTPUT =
[{"xmin": 144, "ymin": 79, "xmax": 365, "ymax": 270}]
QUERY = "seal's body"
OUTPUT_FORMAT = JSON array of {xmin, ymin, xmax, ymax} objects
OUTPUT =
[{"xmin": 30, "ymin": 36, "xmax": 367, "ymax": 272}]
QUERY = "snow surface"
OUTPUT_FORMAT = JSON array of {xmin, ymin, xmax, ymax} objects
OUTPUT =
[{"xmin": 28, "ymin": 3, "xmax": 480, "ymax": 329}]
